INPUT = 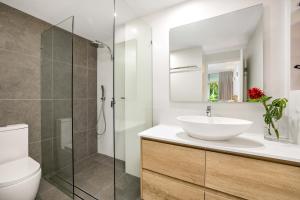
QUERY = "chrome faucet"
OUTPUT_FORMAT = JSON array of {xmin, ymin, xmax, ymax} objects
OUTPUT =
[{"xmin": 206, "ymin": 105, "xmax": 212, "ymax": 117}]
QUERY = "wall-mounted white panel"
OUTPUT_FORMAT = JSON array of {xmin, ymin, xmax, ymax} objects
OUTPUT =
[{"xmin": 170, "ymin": 70, "xmax": 203, "ymax": 102}]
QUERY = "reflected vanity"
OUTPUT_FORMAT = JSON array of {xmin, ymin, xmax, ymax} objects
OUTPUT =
[{"xmin": 169, "ymin": 5, "xmax": 263, "ymax": 103}]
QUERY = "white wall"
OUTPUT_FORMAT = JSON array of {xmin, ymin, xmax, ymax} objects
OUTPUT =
[
  {"xmin": 170, "ymin": 70, "xmax": 204, "ymax": 101},
  {"xmin": 170, "ymin": 47, "xmax": 204, "ymax": 101},
  {"xmin": 291, "ymin": 2, "xmax": 300, "ymax": 90},
  {"xmin": 289, "ymin": 0, "xmax": 300, "ymax": 144},
  {"xmin": 170, "ymin": 47, "xmax": 203, "ymax": 68},
  {"xmin": 289, "ymin": 91, "xmax": 300, "ymax": 144},
  {"xmin": 143, "ymin": 0, "xmax": 290, "ymax": 135},
  {"xmin": 97, "ymin": 43, "xmax": 115, "ymax": 157},
  {"xmin": 205, "ymin": 50, "xmax": 240, "ymax": 64}
]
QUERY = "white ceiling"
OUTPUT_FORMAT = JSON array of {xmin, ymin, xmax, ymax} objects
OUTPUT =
[
  {"xmin": 170, "ymin": 4, "xmax": 263, "ymax": 52},
  {"xmin": 1, "ymin": 0, "xmax": 187, "ymax": 41}
]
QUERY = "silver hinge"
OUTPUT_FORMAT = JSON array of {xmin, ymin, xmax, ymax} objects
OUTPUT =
[{"xmin": 110, "ymin": 98, "xmax": 115, "ymax": 108}]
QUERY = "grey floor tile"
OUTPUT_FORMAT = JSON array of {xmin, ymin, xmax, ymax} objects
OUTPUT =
[
  {"xmin": 39, "ymin": 153, "xmax": 140, "ymax": 200},
  {"xmin": 74, "ymin": 153, "xmax": 140, "ymax": 200},
  {"xmin": 37, "ymin": 178, "xmax": 72, "ymax": 200}
]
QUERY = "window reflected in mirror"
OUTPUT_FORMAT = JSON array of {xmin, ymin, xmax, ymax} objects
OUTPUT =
[{"xmin": 169, "ymin": 4, "xmax": 263, "ymax": 103}]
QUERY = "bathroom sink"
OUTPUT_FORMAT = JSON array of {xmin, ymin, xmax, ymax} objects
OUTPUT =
[{"xmin": 177, "ymin": 116, "xmax": 253, "ymax": 141}]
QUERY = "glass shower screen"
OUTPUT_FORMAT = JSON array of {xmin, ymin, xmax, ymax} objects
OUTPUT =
[{"xmin": 41, "ymin": 16, "xmax": 74, "ymax": 198}]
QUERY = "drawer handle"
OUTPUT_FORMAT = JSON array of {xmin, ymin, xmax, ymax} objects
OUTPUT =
[{"xmin": 294, "ymin": 65, "xmax": 300, "ymax": 69}]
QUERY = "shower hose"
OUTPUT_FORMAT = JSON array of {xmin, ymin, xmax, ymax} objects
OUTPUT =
[{"xmin": 97, "ymin": 98, "xmax": 106, "ymax": 135}]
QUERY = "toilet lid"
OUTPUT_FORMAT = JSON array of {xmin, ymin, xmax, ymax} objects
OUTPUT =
[{"xmin": 0, "ymin": 157, "xmax": 40, "ymax": 187}]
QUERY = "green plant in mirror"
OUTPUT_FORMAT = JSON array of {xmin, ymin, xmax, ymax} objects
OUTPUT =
[
  {"xmin": 209, "ymin": 81, "xmax": 219, "ymax": 102},
  {"xmin": 260, "ymin": 96, "xmax": 288, "ymax": 139}
]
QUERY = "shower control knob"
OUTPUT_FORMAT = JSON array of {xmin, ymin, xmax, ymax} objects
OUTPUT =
[{"xmin": 120, "ymin": 97, "xmax": 126, "ymax": 100}]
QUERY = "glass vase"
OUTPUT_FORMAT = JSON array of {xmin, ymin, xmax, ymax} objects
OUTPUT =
[{"xmin": 264, "ymin": 116, "xmax": 290, "ymax": 143}]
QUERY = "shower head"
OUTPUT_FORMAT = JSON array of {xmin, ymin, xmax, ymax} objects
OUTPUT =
[
  {"xmin": 90, "ymin": 40, "xmax": 113, "ymax": 60},
  {"xmin": 90, "ymin": 40, "xmax": 105, "ymax": 48}
]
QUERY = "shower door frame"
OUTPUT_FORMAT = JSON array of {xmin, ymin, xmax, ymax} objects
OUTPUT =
[{"xmin": 112, "ymin": 1, "xmax": 117, "ymax": 200}]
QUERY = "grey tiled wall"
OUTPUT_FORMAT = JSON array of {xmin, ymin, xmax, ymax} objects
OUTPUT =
[
  {"xmin": 73, "ymin": 35, "xmax": 98, "ymax": 162},
  {"xmin": 0, "ymin": 2, "xmax": 50, "ymax": 163},
  {"xmin": 0, "ymin": 2, "xmax": 98, "ymax": 174}
]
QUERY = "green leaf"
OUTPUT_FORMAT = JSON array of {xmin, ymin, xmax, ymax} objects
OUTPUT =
[
  {"xmin": 260, "ymin": 95, "xmax": 272, "ymax": 103},
  {"xmin": 261, "ymin": 97, "xmax": 288, "ymax": 138}
]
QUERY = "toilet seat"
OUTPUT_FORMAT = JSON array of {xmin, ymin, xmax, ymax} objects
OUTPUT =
[{"xmin": 0, "ymin": 157, "xmax": 40, "ymax": 188}]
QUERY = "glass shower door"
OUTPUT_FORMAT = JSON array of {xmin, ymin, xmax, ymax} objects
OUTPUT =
[
  {"xmin": 41, "ymin": 16, "xmax": 74, "ymax": 198},
  {"xmin": 114, "ymin": 17, "xmax": 153, "ymax": 200}
]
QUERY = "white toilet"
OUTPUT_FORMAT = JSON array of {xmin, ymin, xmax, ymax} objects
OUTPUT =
[{"xmin": 0, "ymin": 124, "xmax": 41, "ymax": 200}]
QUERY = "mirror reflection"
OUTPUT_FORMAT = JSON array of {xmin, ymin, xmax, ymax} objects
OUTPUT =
[{"xmin": 169, "ymin": 5, "xmax": 263, "ymax": 102}]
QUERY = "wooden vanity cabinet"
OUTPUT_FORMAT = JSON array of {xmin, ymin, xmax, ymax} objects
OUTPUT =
[
  {"xmin": 206, "ymin": 151, "xmax": 300, "ymax": 200},
  {"xmin": 142, "ymin": 170, "xmax": 205, "ymax": 200},
  {"xmin": 141, "ymin": 139, "xmax": 300, "ymax": 200},
  {"xmin": 204, "ymin": 191, "xmax": 239, "ymax": 200},
  {"xmin": 142, "ymin": 139, "xmax": 205, "ymax": 186}
]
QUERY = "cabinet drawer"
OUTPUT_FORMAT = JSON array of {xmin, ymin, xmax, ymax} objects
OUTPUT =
[
  {"xmin": 142, "ymin": 170, "xmax": 204, "ymax": 200},
  {"xmin": 142, "ymin": 139, "xmax": 205, "ymax": 185},
  {"xmin": 206, "ymin": 151, "xmax": 300, "ymax": 200}
]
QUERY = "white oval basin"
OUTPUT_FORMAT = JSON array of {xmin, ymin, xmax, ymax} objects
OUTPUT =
[{"xmin": 177, "ymin": 115, "xmax": 253, "ymax": 141}]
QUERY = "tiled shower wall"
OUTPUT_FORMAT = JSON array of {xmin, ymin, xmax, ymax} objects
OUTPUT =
[
  {"xmin": 73, "ymin": 35, "xmax": 98, "ymax": 162},
  {"xmin": 0, "ymin": 1, "xmax": 97, "ymax": 177}
]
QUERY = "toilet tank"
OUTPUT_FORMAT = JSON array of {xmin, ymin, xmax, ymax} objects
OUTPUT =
[{"xmin": 0, "ymin": 124, "xmax": 28, "ymax": 165}]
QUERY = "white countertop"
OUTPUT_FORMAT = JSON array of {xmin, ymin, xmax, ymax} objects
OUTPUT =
[{"xmin": 139, "ymin": 125, "xmax": 300, "ymax": 165}]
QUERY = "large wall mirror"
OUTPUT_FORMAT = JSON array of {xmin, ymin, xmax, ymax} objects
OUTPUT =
[{"xmin": 169, "ymin": 5, "xmax": 263, "ymax": 103}]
